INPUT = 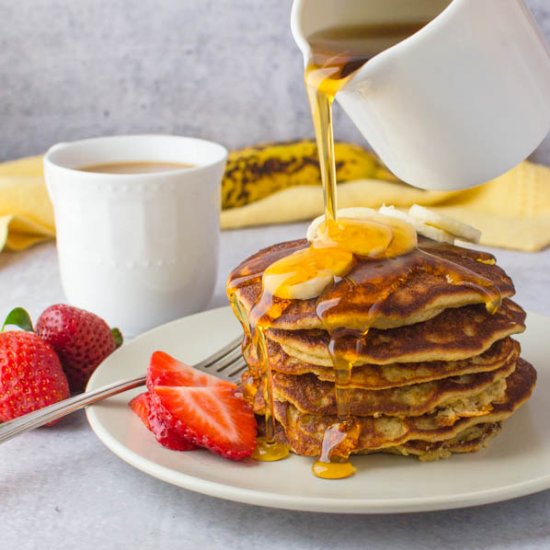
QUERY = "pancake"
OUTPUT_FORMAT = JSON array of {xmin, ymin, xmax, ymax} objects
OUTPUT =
[
  {"xmin": 228, "ymin": 238, "xmax": 515, "ymax": 331},
  {"xmin": 267, "ymin": 299, "xmax": 525, "ymax": 365},
  {"xmin": 270, "ymin": 359, "xmax": 536, "ymax": 457},
  {"xmin": 249, "ymin": 337, "xmax": 519, "ymax": 390},
  {"xmin": 266, "ymin": 355, "xmax": 516, "ymax": 417},
  {"xmin": 244, "ymin": 361, "xmax": 510, "ymax": 419},
  {"xmin": 386, "ymin": 423, "xmax": 502, "ymax": 461}
]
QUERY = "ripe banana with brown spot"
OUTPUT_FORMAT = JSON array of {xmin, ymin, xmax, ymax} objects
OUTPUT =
[{"xmin": 221, "ymin": 140, "xmax": 396, "ymax": 209}]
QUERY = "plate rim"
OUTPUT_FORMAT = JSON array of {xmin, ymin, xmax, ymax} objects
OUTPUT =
[{"xmin": 86, "ymin": 306, "xmax": 550, "ymax": 514}]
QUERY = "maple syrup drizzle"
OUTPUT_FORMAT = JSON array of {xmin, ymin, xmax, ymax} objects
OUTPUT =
[
  {"xmin": 250, "ymin": 325, "xmax": 290, "ymax": 461},
  {"xmin": 477, "ymin": 257, "xmax": 497, "ymax": 266},
  {"xmin": 312, "ymin": 421, "xmax": 357, "ymax": 479},
  {"xmin": 418, "ymin": 249, "xmax": 502, "ymax": 314},
  {"xmin": 304, "ymin": 23, "xmax": 433, "ymax": 479},
  {"xmin": 228, "ymin": 273, "xmax": 291, "ymax": 461}
]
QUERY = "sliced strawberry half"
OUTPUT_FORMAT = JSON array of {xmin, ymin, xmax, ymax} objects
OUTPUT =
[
  {"xmin": 129, "ymin": 392, "xmax": 152, "ymax": 430},
  {"xmin": 148, "ymin": 393, "xmax": 196, "ymax": 451},
  {"xmin": 129, "ymin": 391, "xmax": 196, "ymax": 451},
  {"xmin": 147, "ymin": 351, "xmax": 234, "ymax": 390},
  {"xmin": 152, "ymin": 385, "xmax": 256, "ymax": 461}
]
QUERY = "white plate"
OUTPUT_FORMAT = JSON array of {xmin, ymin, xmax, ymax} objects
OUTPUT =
[{"xmin": 86, "ymin": 306, "xmax": 550, "ymax": 514}]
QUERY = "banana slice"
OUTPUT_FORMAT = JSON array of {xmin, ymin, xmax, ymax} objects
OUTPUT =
[
  {"xmin": 316, "ymin": 217, "xmax": 394, "ymax": 257},
  {"xmin": 409, "ymin": 204, "xmax": 481, "ymax": 243},
  {"xmin": 379, "ymin": 205, "xmax": 455, "ymax": 244},
  {"xmin": 306, "ymin": 207, "xmax": 377, "ymax": 242},
  {"xmin": 307, "ymin": 206, "xmax": 417, "ymax": 258},
  {"xmin": 411, "ymin": 222, "xmax": 455, "ymax": 244},
  {"xmin": 378, "ymin": 205, "xmax": 415, "ymax": 224},
  {"xmin": 262, "ymin": 270, "xmax": 334, "ymax": 300},
  {"xmin": 262, "ymin": 247, "xmax": 353, "ymax": 300}
]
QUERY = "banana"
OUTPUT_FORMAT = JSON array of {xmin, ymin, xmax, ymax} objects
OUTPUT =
[
  {"xmin": 379, "ymin": 205, "xmax": 481, "ymax": 244},
  {"xmin": 263, "ymin": 270, "xmax": 334, "ymax": 301},
  {"xmin": 408, "ymin": 204, "xmax": 481, "ymax": 243},
  {"xmin": 307, "ymin": 207, "xmax": 417, "ymax": 258},
  {"xmin": 306, "ymin": 207, "xmax": 377, "ymax": 241},
  {"xmin": 222, "ymin": 140, "xmax": 390, "ymax": 209},
  {"xmin": 379, "ymin": 205, "xmax": 454, "ymax": 243},
  {"xmin": 262, "ymin": 247, "xmax": 353, "ymax": 300}
]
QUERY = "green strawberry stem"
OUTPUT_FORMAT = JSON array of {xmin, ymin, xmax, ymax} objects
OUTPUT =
[
  {"xmin": 2, "ymin": 307, "xmax": 34, "ymax": 332},
  {"xmin": 111, "ymin": 328, "xmax": 123, "ymax": 348}
]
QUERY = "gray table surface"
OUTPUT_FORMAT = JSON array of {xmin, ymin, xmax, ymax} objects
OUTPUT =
[{"xmin": 1, "ymin": 222, "xmax": 549, "ymax": 550}]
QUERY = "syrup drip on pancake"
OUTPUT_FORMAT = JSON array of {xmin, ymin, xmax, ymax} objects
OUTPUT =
[
  {"xmin": 228, "ymin": 276, "xmax": 291, "ymax": 461},
  {"xmin": 477, "ymin": 257, "xmax": 497, "ymax": 266}
]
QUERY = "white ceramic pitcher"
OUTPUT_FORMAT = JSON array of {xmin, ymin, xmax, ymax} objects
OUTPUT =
[{"xmin": 291, "ymin": 0, "xmax": 550, "ymax": 189}]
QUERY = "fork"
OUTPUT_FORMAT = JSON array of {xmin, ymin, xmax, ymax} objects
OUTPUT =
[{"xmin": 0, "ymin": 335, "xmax": 245, "ymax": 444}]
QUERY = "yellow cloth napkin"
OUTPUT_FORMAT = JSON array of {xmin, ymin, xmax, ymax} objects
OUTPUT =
[
  {"xmin": 0, "ymin": 155, "xmax": 549, "ymax": 253},
  {"xmin": 221, "ymin": 161, "xmax": 550, "ymax": 252},
  {"xmin": 0, "ymin": 156, "xmax": 55, "ymax": 251}
]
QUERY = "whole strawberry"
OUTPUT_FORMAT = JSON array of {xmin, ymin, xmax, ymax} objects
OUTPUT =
[
  {"xmin": 0, "ymin": 331, "xmax": 70, "ymax": 422},
  {"xmin": 36, "ymin": 304, "xmax": 123, "ymax": 392}
]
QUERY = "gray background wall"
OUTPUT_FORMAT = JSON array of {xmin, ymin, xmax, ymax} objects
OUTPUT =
[{"xmin": 1, "ymin": 0, "xmax": 550, "ymax": 163}]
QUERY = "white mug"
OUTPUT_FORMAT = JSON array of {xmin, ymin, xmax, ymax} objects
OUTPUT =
[
  {"xmin": 291, "ymin": 0, "xmax": 550, "ymax": 189},
  {"xmin": 44, "ymin": 135, "xmax": 227, "ymax": 336}
]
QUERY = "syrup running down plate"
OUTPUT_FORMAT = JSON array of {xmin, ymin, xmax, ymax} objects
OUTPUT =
[{"xmin": 86, "ymin": 306, "xmax": 550, "ymax": 513}]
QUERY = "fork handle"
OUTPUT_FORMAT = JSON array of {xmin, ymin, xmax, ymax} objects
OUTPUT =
[{"xmin": 0, "ymin": 375, "xmax": 146, "ymax": 444}]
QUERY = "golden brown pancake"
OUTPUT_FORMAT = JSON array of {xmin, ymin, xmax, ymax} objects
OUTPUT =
[
  {"xmin": 228, "ymin": 238, "xmax": 515, "ymax": 331},
  {"xmin": 244, "ymin": 362, "xmax": 509, "ymax": 420},
  {"xmin": 270, "ymin": 359, "xmax": 536, "ymax": 457},
  {"xmin": 248, "ymin": 337, "xmax": 519, "ymax": 389},
  {"xmin": 267, "ymin": 299, "xmax": 525, "ymax": 365},
  {"xmin": 266, "ymin": 356, "xmax": 516, "ymax": 417},
  {"xmin": 386, "ymin": 423, "xmax": 502, "ymax": 461}
]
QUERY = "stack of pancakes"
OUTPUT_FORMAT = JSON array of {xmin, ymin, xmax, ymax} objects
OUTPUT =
[{"xmin": 228, "ymin": 238, "xmax": 536, "ymax": 461}]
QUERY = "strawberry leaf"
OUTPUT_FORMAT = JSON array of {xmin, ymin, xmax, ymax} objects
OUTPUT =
[
  {"xmin": 2, "ymin": 307, "xmax": 34, "ymax": 332},
  {"xmin": 111, "ymin": 328, "xmax": 123, "ymax": 348}
]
